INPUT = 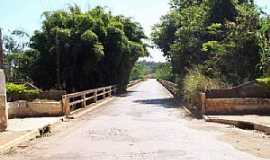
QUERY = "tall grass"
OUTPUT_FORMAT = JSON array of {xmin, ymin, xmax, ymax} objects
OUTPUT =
[{"xmin": 182, "ymin": 68, "xmax": 225, "ymax": 105}]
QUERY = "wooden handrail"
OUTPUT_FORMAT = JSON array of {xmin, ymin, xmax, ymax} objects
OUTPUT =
[
  {"xmin": 62, "ymin": 81, "xmax": 140, "ymax": 116},
  {"xmin": 62, "ymin": 85, "xmax": 117, "ymax": 116}
]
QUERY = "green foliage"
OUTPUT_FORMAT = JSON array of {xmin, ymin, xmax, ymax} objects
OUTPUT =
[
  {"xmin": 6, "ymin": 83, "xmax": 40, "ymax": 101},
  {"xmin": 29, "ymin": 5, "xmax": 147, "ymax": 92},
  {"xmin": 182, "ymin": 68, "xmax": 225, "ymax": 105},
  {"xmin": 155, "ymin": 63, "xmax": 173, "ymax": 81},
  {"xmin": 2, "ymin": 29, "xmax": 34, "ymax": 82},
  {"xmin": 3, "ymin": 29, "xmax": 29, "ymax": 53},
  {"xmin": 5, "ymin": 50, "xmax": 38, "ymax": 82},
  {"xmin": 129, "ymin": 63, "xmax": 146, "ymax": 80},
  {"xmin": 152, "ymin": 0, "xmax": 264, "ymax": 88},
  {"xmin": 202, "ymin": 41, "xmax": 226, "ymax": 54},
  {"xmin": 256, "ymin": 77, "xmax": 270, "ymax": 88},
  {"xmin": 258, "ymin": 17, "xmax": 270, "ymax": 75}
]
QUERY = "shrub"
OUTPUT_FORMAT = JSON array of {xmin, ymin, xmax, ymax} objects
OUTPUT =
[
  {"xmin": 155, "ymin": 63, "xmax": 173, "ymax": 81},
  {"xmin": 129, "ymin": 63, "xmax": 146, "ymax": 81},
  {"xmin": 6, "ymin": 83, "xmax": 40, "ymax": 101},
  {"xmin": 182, "ymin": 68, "xmax": 225, "ymax": 105},
  {"xmin": 256, "ymin": 77, "xmax": 270, "ymax": 88}
]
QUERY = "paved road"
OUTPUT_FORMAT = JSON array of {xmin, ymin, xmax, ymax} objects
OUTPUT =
[{"xmin": 2, "ymin": 79, "xmax": 268, "ymax": 160}]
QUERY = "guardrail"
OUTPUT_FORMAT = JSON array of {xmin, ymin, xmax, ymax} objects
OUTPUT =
[{"xmin": 62, "ymin": 85, "xmax": 117, "ymax": 116}]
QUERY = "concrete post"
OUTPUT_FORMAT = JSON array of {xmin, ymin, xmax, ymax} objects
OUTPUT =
[
  {"xmin": 0, "ymin": 29, "xmax": 4, "ymax": 68},
  {"xmin": 0, "ymin": 70, "xmax": 7, "ymax": 131},
  {"xmin": 201, "ymin": 93, "xmax": 206, "ymax": 115},
  {"xmin": 62, "ymin": 95, "xmax": 70, "ymax": 117}
]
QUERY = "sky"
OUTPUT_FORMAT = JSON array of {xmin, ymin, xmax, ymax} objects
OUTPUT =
[{"xmin": 0, "ymin": 0, "xmax": 269, "ymax": 62}]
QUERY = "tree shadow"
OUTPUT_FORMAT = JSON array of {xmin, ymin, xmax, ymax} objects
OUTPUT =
[
  {"xmin": 116, "ymin": 91, "xmax": 140, "ymax": 97},
  {"xmin": 133, "ymin": 98, "xmax": 179, "ymax": 109},
  {"xmin": 134, "ymin": 98, "xmax": 203, "ymax": 119}
]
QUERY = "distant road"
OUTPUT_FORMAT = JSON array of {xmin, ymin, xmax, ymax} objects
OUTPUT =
[{"xmin": 2, "ymin": 79, "xmax": 266, "ymax": 160}]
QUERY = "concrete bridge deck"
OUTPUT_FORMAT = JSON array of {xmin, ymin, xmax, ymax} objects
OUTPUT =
[{"xmin": 1, "ymin": 79, "xmax": 269, "ymax": 160}]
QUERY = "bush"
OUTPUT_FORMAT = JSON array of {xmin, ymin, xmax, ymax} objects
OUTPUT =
[
  {"xmin": 256, "ymin": 77, "xmax": 270, "ymax": 88},
  {"xmin": 6, "ymin": 83, "xmax": 40, "ymax": 101},
  {"xmin": 182, "ymin": 68, "xmax": 225, "ymax": 105},
  {"xmin": 155, "ymin": 63, "xmax": 173, "ymax": 81},
  {"xmin": 129, "ymin": 63, "xmax": 146, "ymax": 81}
]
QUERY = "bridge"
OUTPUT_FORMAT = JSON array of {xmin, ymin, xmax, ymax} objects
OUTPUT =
[{"xmin": 2, "ymin": 79, "xmax": 263, "ymax": 160}]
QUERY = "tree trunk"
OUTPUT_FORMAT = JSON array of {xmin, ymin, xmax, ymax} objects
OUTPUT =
[{"xmin": 55, "ymin": 36, "xmax": 62, "ymax": 90}]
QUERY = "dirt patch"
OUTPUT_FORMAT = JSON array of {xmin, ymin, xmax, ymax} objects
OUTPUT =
[
  {"xmin": 220, "ymin": 131, "xmax": 270, "ymax": 159},
  {"xmin": 187, "ymin": 119, "xmax": 270, "ymax": 159}
]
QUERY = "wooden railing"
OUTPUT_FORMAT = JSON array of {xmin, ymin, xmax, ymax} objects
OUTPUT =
[
  {"xmin": 62, "ymin": 85, "xmax": 117, "ymax": 116},
  {"xmin": 127, "ymin": 79, "xmax": 143, "ymax": 88},
  {"xmin": 61, "ymin": 79, "xmax": 144, "ymax": 116}
]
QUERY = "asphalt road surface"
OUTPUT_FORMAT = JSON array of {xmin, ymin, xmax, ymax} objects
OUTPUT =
[{"xmin": 2, "ymin": 79, "xmax": 269, "ymax": 160}]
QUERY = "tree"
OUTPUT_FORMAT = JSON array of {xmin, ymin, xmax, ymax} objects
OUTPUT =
[
  {"xmin": 30, "ymin": 6, "xmax": 147, "ymax": 92},
  {"xmin": 1, "ymin": 29, "xmax": 32, "ymax": 81},
  {"xmin": 155, "ymin": 63, "xmax": 173, "ymax": 81},
  {"xmin": 152, "ymin": 0, "xmax": 263, "ymax": 85}
]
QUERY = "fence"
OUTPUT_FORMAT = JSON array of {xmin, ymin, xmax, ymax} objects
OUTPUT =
[{"xmin": 62, "ymin": 85, "xmax": 117, "ymax": 116}]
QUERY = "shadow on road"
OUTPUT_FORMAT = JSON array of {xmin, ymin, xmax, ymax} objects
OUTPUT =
[
  {"xmin": 116, "ymin": 91, "xmax": 140, "ymax": 97},
  {"xmin": 134, "ymin": 98, "xmax": 202, "ymax": 119},
  {"xmin": 133, "ymin": 98, "xmax": 180, "ymax": 109}
]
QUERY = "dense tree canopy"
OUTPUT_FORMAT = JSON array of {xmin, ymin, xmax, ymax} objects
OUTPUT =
[
  {"xmin": 152, "ymin": 0, "xmax": 269, "ymax": 86},
  {"xmin": 29, "ymin": 6, "xmax": 148, "ymax": 92}
]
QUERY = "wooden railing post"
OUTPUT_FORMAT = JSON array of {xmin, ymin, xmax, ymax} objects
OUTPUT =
[
  {"xmin": 62, "ymin": 95, "xmax": 70, "ymax": 116},
  {"xmin": 108, "ymin": 87, "xmax": 112, "ymax": 97},
  {"xmin": 94, "ymin": 90, "xmax": 98, "ymax": 103},
  {"xmin": 103, "ymin": 88, "xmax": 106, "ymax": 99},
  {"xmin": 82, "ymin": 93, "xmax": 86, "ymax": 108},
  {"xmin": 112, "ymin": 86, "xmax": 117, "ymax": 95}
]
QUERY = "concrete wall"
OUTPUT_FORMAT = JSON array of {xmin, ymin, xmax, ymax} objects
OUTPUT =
[
  {"xmin": 203, "ymin": 97, "xmax": 270, "ymax": 115},
  {"xmin": 206, "ymin": 81, "xmax": 270, "ymax": 98},
  {"xmin": 8, "ymin": 101, "xmax": 63, "ymax": 119},
  {"xmin": 201, "ymin": 81, "xmax": 270, "ymax": 115}
]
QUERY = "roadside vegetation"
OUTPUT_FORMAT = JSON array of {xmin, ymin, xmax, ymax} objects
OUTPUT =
[
  {"xmin": 155, "ymin": 63, "xmax": 173, "ymax": 81},
  {"xmin": 256, "ymin": 77, "xmax": 270, "ymax": 89},
  {"xmin": 6, "ymin": 83, "xmax": 40, "ymax": 101},
  {"xmin": 2, "ymin": 5, "xmax": 148, "ymax": 93},
  {"xmin": 152, "ymin": 0, "xmax": 270, "ymax": 104}
]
